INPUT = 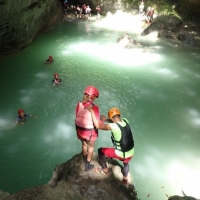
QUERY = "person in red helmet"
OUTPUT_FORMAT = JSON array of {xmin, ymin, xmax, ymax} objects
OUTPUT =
[
  {"xmin": 45, "ymin": 55, "xmax": 54, "ymax": 64},
  {"xmin": 75, "ymin": 86, "xmax": 107, "ymax": 171},
  {"xmin": 15, "ymin": 109, "xmax": 37, "ymax": 125},
  {"xmin": 88, "ymin": 107, "xmax": 134, "ymax": 184},
  {"xmin": 52, "ymin": 73, "xmax": 62, "ymax": 86}
]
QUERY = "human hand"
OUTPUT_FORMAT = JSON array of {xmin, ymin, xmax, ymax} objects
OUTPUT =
[
  {"xmin": 31, "ymin": 114, "xmax": 37, "ymax": 119},
  {"xmin": 100, "ymin": 115, "xmax": 107, "ymax": 122},
  {"xmin": 87, "ymin": 105, "xmax": 93, "ymax": 112},
  {"xmin": 21, "ymin": 122, "xmax": 24, "ymax": 125}
]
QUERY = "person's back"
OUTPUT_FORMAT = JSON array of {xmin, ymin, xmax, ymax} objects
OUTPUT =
[
  {"xmin": 88, "ymin": 107, "xmax": 134, "ymax": 184},
  {"xmin": 111, "ymin": 118, "xmax": 134, "ymax": 154},
  {"xmin": 107, "ymin": 109, "xmax": 134, "ymax": 159}
]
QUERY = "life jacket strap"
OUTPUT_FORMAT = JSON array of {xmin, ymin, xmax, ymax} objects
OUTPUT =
[{"xmin": 76, "ymin": 125, "xmax": 95, "ymax": 131}]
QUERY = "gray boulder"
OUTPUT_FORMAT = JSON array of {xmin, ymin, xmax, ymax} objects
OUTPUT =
[
  {"xmin": 169, "ymin": 195, "xmax": 198, "ymax": 200},
  {"xmin": 117, "ymin": 33, "xmax": 133, "ymax": 48},
  {"xmin": 0, "ymin": 153, "xmax": 138, "ymax": 200},
  {"xmin": 141, "ymin": 15, "xmax": 199, "ymax": 48}
]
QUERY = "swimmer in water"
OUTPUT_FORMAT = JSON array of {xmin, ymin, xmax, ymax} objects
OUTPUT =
[
  {"xmin": 52, "ymin": 73, "xmax": 62, "ymax": 86},
  {"xmin": 45, "ymin": 55, "xmax": 54, "ymax": 64},
  {"xmin": 15, "ymin": 109, "xmax": 37, "ymax": 125}
]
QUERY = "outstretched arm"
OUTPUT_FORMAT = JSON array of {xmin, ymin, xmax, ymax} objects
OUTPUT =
[
  {"xmin": 92, "ymin": 105, "xmax": 107, "ymax": 124},
  {"xmin": 88, "ymin": 107, "xmax": 111, "ymax": 130},
  {"xmin": 30, "ymin": 114, "xmax": 37, "ymax": 119}
]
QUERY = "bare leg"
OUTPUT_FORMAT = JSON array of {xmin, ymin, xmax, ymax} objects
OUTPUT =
[
  {"xmin": 84, "ymin": 140, "xmax": 95, "ymax": 171},
  {"xmin": 81, "ymin": 140, "xmax": 88, "ymax": 162},
  {"xmin": 87, "ymin": 140, "xmax": 95, "ymax": 162},
  {"xmin": 81, "ymin": 140, "xmax": 88, "ymax": 156}
]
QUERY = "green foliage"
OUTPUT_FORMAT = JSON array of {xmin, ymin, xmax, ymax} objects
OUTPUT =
[
  {"xmin": 121, "ymin": 0, "xmax": 181, "ymax": 18},
  {"xmin": 153, "ymin": 0, "xmax": 179, "ymax": 17}
]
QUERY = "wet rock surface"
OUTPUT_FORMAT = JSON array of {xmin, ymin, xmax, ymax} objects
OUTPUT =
[
  {"xmin": 0, "ymin": 153, "xmax": 198, "ymax": 200},
  {"xmin": 0, "ymin": 153, "xmax": 137, "ymax": 200},
  {"xmin": 141, "ymin": 15, "xmax": 200, "ymax": 49},
  {"xmin": 168, "ymin": 195, "xmax": 198, "ymax": 200}
]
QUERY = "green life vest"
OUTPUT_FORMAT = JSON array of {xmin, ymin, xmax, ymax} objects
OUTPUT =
[{"xmin": 111, "ymin": 119, "xmax": 134, "ymax": 157}]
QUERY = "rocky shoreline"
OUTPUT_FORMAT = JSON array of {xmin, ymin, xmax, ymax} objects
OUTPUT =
[
  {"xmin": 0, "ymin": 152, "xmax": 198, "ymax": 200},
  {"xmin": 0, "ymin": 153, "xmax": 137, "ymax": 200},
  {"xmin": 141, "ymin": 15, "xmax": 200, "ymax": 49}
]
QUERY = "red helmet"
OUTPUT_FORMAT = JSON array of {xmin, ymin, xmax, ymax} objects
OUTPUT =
[
  {"xmin": 18, "ymin": 109, "xmax": 24, "ymax": 115},
  {"xmin": 54, "ymin": 73, "xmax": 59, "ymax": 77},
  {"xmin": 84, "ymin": 86, "xmax": 99, "ymax": 98},
  {"xmin": 49, "ymin": 56, "xmax": 53, "ymax": 59}
]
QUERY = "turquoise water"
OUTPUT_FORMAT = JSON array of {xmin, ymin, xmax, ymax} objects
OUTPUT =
[{"xmin": 0, "ymin": 14, "xmax": 200, "ymax": 200}]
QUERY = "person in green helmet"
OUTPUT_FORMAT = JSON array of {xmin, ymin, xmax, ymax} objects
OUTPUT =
[{"xmin": 88, "ymin": 107, "xmax": 134, "ymax": 184}]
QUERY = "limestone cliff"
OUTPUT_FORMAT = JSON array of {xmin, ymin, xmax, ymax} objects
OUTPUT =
[{"xmin": 0, "ymin": 0, "xmax": 62, "ymax": 57}]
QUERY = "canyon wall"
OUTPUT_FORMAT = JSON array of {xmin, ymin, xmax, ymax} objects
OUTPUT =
[{"xmin": 0, "ymin": 0, "xmax": 62, "ymax": 57}]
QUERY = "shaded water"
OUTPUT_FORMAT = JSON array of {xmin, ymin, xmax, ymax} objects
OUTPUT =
[{"xmin": 0, "ymin": 13, "xmax": 200, "ymax": 200}]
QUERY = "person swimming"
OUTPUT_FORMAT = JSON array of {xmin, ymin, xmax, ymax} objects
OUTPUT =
[
  {"xmin": 52, "ymin": 73, "xmax": 62, "ymax": 85},
  {"xmin": 45, "ymin": 55, "xmax": 54, "ymax": 64},
  {"xmin": 15, "ymin": 109, "xmax": 37, "ymax": 125}
]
